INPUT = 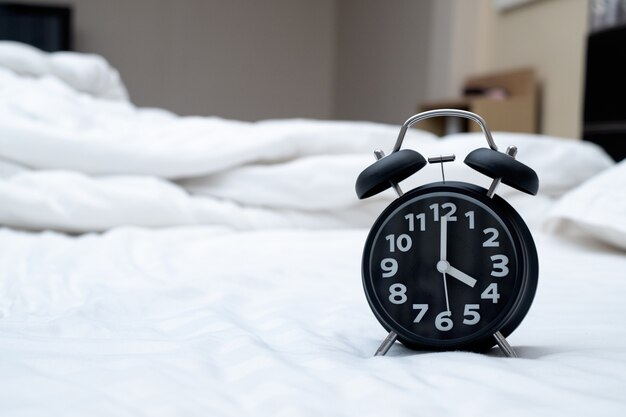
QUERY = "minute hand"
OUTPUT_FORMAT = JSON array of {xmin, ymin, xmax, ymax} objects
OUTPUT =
[
  {"xmin": 440, "ymin": 216, "xmax": 447, "ymax": 262},
  {"xmin": 446, "ymin": 265, "xmax": 477, "ymax": 288}
]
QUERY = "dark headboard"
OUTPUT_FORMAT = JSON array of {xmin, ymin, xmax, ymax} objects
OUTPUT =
[
  {"xmin": 583, "ymin": 1, "xmax": 626, "ymax": 161},
  {"xmin": 0, "ymin": 2, "xmax": 72, "ymax": 52}
]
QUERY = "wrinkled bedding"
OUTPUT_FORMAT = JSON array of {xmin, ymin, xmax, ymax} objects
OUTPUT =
[
  {"xmin": 0, "ymin": 42, "xmax": 625, "ymax": 416},
  {"xmin": 1, "ymin": 227, "xmax": 625, "ymax": 417}
]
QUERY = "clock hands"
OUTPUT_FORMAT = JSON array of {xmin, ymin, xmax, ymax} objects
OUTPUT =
[
  {"xmin": 436, "ymin": 214, "xmax": 478, "ymax": 292},
  {"xmin": 438, "ymin": 216, "xmax": 451, "ymax": 313},
  {"xmin": 437, "ymin": 260, "xmax": 477, "ymax": 287},
  {"xmin": 441, "ymin": 271, "xmax": 451, "ymax": 313},
  {"xmin": 446, "ymin": 265, "xmax": 477, "ymax": 288},
  {"xmin": 440, "ymin": 214, "xmax": 447, "ymax": 262}
]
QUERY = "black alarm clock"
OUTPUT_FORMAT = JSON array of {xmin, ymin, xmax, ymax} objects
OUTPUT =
[{"xmin": 355, "ymin": 109, "xmax": 539, "ymax": 357}]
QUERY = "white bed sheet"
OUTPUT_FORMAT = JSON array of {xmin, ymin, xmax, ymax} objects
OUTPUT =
[
  {"xmin": 1, "ymin": 42, "xmax": 625, "ymax": 416},
  {"xmin": 1, "ymin": 226, "xmax": 625, "ymax": 417}
]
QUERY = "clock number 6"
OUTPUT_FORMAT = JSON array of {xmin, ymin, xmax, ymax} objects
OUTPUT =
[{"xmin": 435, "ymin": 311, "xmax": 453, "ymax": 331}]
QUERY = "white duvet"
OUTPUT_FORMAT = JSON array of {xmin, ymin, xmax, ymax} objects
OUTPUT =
[
  {"xmin": 0, "ymin": 42, "xmax": 625, "ymax": 416},
  {"xmin": 2, "ymin": 227, "xmax": 625, "ymax": 417}
]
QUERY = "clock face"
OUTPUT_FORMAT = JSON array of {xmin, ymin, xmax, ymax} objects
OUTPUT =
[{"xmin": 362, "ymin": 183, "xmax": 537, "ymax": 351}]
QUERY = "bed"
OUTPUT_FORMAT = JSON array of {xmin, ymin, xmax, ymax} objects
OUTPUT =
[{"xmin": 1, "ymin": 41, "xmax": 625, "ymax": 416}]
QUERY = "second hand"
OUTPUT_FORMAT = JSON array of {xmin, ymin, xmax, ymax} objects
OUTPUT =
[{"xmin": 442, "ymin": 272, "xmax": 451, "ymax": 313}]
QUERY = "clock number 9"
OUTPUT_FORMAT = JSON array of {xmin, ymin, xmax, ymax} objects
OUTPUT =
[{"xmin": 380, "ymin": 258, "xmax": 398, "ymax": 278}]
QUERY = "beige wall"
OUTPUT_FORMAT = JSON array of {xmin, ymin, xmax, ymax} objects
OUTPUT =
[
  {"xmin": 334, "ymin": 0, "xmax": 590, "ymax": 138},
  {"xmin": 14, "ymin": 0, "xmax": 337, "ymax": 120},
  {"xmin": 489, "ymin": 0, "xmax": 588, "ymax": 138},
  {"xmin": 446, "ymin": 0, "xmax": 589, "ymax": 139}
]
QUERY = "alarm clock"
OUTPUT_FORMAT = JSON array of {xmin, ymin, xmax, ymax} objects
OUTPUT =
[{"xmin": 355, "ymin": 109, "xmax": 539, "ymax": 357}]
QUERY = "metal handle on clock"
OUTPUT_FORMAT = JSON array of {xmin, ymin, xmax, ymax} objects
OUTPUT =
[{"xmin": 393, "ymin": 109, "xmax": 498, "ymax": 153}]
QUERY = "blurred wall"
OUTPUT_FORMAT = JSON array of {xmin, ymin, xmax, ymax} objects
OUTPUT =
[
  {"xmin": 441, "ymin": 0, "xmax": 589, "ymax": 139},
  {"xmin": 334, "ymin": 0, "xmax": 432, "ymax": 125},
  {"xmin": 12, "ymin": 0, "xmax": 337, "ymax": 120},
  {"xmin": 7, "ymin": 0, "xmax": 590, "ymax": 137},
  {"xmin": 487, "ymin": 0, "xmax": 588, "ymax": 139}
]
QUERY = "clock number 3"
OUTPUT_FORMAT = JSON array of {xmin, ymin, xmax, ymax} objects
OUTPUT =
[{"xmin": 491, "ymin": 254, "xmax": 509, "ymax": 277}]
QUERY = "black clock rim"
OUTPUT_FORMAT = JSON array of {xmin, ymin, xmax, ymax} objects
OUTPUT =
[{"xmin": 361, "ymin": 181, "xmax": 538, "ymax": 352}]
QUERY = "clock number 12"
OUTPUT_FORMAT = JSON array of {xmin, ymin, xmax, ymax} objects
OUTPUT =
[{"xmin": 429, "ymin": 203, "xmax": 457, "ymax": 221}]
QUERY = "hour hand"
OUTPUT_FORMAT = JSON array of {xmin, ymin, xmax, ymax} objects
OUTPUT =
[{"xmin": 446, "ymin": 265, "xmax": 477, "ymax": 288}]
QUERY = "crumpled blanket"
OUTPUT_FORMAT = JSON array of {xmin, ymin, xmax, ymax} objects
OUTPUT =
[{"xmin": 0, "ymin": 42, "xmax": 613, "ymax": 233}]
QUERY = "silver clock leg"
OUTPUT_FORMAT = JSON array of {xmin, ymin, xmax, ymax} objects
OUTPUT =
[
  {"xmin": 374, "ymin": 331, "xmax": 398, "ymax": 356},
  {"xmin": 486, "ymin": 146, "xmax": 518, "ymax": 198},
  {"xmin": 493, "ymin": 331, "xmax": 518, "ymax": 358}
]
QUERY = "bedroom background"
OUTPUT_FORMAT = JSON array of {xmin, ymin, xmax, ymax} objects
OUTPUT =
[
  {"xmin": 1, "ymin": 0, "xmax": 590, "ymax": 139},
  {"xmin": 2, "ymin": 1, "xmax": 626, "ymax": 415}
]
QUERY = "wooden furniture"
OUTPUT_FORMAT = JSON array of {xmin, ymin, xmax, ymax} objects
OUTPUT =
[{"xmin": 418, "ymin": 68, "xmax": 538, "ymax": 136}]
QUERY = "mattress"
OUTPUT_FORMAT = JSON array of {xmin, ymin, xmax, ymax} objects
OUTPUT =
[{"xmin": 0, "ymin": 41, "xmax": 625, "ymax": 416}]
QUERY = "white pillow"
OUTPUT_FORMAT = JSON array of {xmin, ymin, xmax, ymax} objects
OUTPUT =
[
  {"xmin": 544, "ymin": 159, "xmax": 626, "ymax": 250},
  {"xmin": 48, "ymin": 52, "xmax": 128, "ymax": 101},
  {"xmin": 0, "ymin": 41, "xmax": 128, "ymax": 101},
  {"xmin": 0, "ymin": 41, "xmax": 48, "ymax": 75}
]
